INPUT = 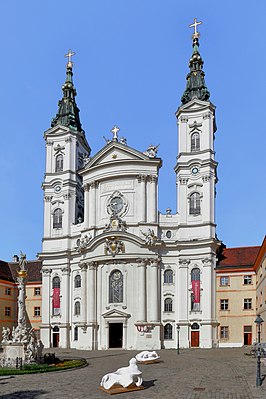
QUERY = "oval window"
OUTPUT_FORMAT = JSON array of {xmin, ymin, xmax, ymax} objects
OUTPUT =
[{"xmin": 166, "ymin": 230, "xmax": 171, "ymax": 239}]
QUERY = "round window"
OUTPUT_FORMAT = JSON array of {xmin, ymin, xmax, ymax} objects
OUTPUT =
[{"xmin": 166, "ymin": 230, "xmax": 172, "ymax": 239}]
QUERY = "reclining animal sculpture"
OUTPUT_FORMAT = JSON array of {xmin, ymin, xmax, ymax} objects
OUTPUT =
[{"xmin": 100, "ymin": 358, "xmax": 142, "ymax": 390}]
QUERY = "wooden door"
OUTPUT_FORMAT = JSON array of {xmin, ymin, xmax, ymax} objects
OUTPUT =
[
  {"xmin": 53, "ymin": 332, "xmax": 59, "ymax": 347},
  {"xmin": 244, "ymin": 332, "xmax": 252, "ymax": 345},
  {"xmin": 191, "ymin": 331, "xmax": 199, "ymax": 347}
]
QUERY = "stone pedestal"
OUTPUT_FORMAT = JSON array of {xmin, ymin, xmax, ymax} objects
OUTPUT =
[{"xmin": 0, "ymin": 343, "xmax": 25, "ymax": 367}]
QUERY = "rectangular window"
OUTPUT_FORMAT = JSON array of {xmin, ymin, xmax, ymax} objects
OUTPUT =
[
  {"xmin": 5, "ymin": 307, "xmax": 11, "ymax": 316},
  {"xmin": 5, "ymin": 287, "xmax": 11, "ymax": 295},
  {"xmin": 220, "ymin": 299, "xmax": 229, "ymax": 310},
  {"xmin": 34, "ymin": 307, "xmax": 41, "ymax": 317},
  {"xmin": 220, "ymin": 326, "xmax": 229, "ymax": 339},
  {"xmin": 244, "ymin": 275, "xmax": 252, "ymax": 285},
  {"xmin": 220, "ymin": 276, "xmax": 229, "ymax": 286},
  {"xmin": 244, "ymin": 298, "xmax": 252, "ymax": 310},
  {"xmin": 244, "ymin": 325, "xmax": 252, "ymax": 333},
  {"xmin": 34, "ymin": 287, "xmax": 41, "ymax": 296}
]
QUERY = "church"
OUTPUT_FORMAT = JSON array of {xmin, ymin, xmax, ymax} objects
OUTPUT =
[{"xmin": 39, "ymin": 20, "xmax": 220, "ymax": 350}]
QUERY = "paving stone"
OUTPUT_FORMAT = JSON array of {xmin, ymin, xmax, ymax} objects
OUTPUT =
[{"xmin": 0, "ymin": 347, "xmax": 265, "ymax": 398}]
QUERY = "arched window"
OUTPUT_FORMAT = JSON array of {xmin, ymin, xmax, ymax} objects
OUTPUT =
[
  {"xmin": 53, "ymin": 208, "xmax": 63, "ymax": 228},
  {"xmin": 74, "ymin": 301, "xmax": 80, "ymax": 316},
  {"xmin": 189, "ymin": 192, "xmax": 201, "ymax": 215},
  {"xmin": 191, "ymin": 268, "xmax": 200, "ymax": 311},
  {"xmin": 74, "ymin": 326, "xmax": 78, "ymax": 341},
  {"xmin": 191, "ymin": 132, "xmax": 200, "ymax": 152},
  {"xmin": 74, "ymin": 275, "xmax": 81, "ymax": 288},
  {"xmin": 164, "ymin": 298, "xmax": 173, "ymax": 312},
  {"xmin": 109, "ymin": 270, "xmax": 123, "ymax": 303},
  {"xmin": 191, "ymin": 268, "xmax": 200, "ymax": 281},
  {"xmin": 52, "ymin": 276, "xmax": 60, "ymax": 289},
  {"xmin": 164, "ymin": 269, "xmax": 173, "ymax": 284},
  {"xmin": 164, "ymin": 323, "xmax": 173, "ymax": 340},
  {"xmin": 55, "ymin": 154, "xmax": 63, "ymax": 172}
]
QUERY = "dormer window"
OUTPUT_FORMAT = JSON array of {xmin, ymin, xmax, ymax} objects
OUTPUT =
[{"xmin": 191, "ymin": 132, "xmax": 200, "ymax": 152}]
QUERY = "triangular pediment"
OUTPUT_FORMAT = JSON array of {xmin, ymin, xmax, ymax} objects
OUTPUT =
[
  {"xmin": 44, "ymin": 124, "xmax": 70, "ymax": 137},
  {"xmin": 102, "ymin": 309, "xmax": 131, "ymax": 319},
  {"xmin": 176, "ymin": 99, "xmax": 215, "ymax": 116},
  {"xmin": 85, "ymin": 142, "xmax": 150, "ymax": 169}
]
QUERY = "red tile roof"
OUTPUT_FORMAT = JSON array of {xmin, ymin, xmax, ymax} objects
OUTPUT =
[
  {"xmin": 217, "ymin": 246, "xmax": 260, "ymax": 268},
  {"xmin": 0, "ymin": 260, "xmax": 42, "ymax": 282}
]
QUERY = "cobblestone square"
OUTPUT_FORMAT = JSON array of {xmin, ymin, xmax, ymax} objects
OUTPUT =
[{"xmin": 0, "ymin": 348, "xmax": 266, "ymax": 399}]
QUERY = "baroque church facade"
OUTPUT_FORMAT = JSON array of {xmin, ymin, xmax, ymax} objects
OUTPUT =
[{"xmin": 39, "ymin": 24, "xmax": 220, "ymax": 350}]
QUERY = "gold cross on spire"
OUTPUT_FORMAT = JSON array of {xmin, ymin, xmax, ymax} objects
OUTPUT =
[
  {"xmin": 65, "ymin": 49, "xmax": 76, "ymax": 67},
  {"xmin": 189, "ymin": 18, "xmax": 202, "ymax": 36}
]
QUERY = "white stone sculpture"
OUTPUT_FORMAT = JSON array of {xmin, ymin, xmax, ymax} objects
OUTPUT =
[
  {"xmin": 100, "ymin": 358, "xmax": 142, "ymax": 390},
  {"xmin": 1, "ymin": 327, "xmax": 10, "ymax": 343},
  {"xmin": 36, "ymin": 340, "xmax": 44, "ymax": 362},
  {"xmin": 141, "ymin": 228, "xmax": 157, "ymax": 245},
  {"xmin": 143, "ymin": 144, "xmax": 159, "ymax": 158},
  {"xmin": 135, "ymin": 350, "xmax": 160, "ymax": 362}
]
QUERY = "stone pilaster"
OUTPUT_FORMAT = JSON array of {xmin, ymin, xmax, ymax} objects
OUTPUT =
[
  {"xmin": 147, "ymin": 175, "xmax": 157, "ymax": 223},
  {"xmin": 79, "ymin": 263, "xmax": 88, "ymax": 324},
  {"xmin": 89, "ymin": 181, "xmax": 98, "ymax": 227},
  {"xmin": 148, "ymin": 258, "xmax": 160, "ymax": 323},
  {"xmin": 136, "ymin": 258, "xmax": 147, "ymax": 322},
  {"xmin": 137, "ymin": 175, "xmax": 146, "ymax": 222},
  {"xmin": 87, "ymin": 261, "xmax": 97, "ymax": 323},
  {"xmin": 83, "ymin": 183, "xmax": 90, "ymax": 229}
]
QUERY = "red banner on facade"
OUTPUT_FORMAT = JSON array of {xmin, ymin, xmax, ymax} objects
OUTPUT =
[
  {"xmin": 192, "ymin": 280, "xmax": 200, "ymax": 303},
  {"xmin": 53, "ymin": 288, "xmax": 60, "ymax": 308}
]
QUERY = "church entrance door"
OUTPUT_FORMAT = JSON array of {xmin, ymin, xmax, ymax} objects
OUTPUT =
[
  {"xmin": 191, "ymin": 331, "xmax": 199, "ymax": 347},
  {"xmin": 190, "ymin": 323, "xmax": 200, "ymax": 347},
  {"xmin": 52, "ymin": 326, "xmax": 60, "ymax": 347},
  {"xmin": 109, "ymin": 323, "xmax": 123, "ymax": 348}
]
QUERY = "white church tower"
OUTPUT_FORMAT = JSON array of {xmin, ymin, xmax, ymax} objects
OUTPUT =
[
  {"xmin": 40, "ymin": 51, "xmax": 91, "ymax": 347},
  {"xmin": 40, "ymin": 21, "xmax": 219, "ymax": 350},
  {"xmin": 174, "ymin": 19, "xmax": 219, "ymax": 348}
]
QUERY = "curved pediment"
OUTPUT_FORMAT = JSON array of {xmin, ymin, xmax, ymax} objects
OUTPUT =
[{"xmin": 81, "ymin": 231, "xmax": 145, "ymax": 252}]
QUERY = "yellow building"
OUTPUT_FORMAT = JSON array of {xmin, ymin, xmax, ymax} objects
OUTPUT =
[
  {"xmin": 0, "ymin": 259, "xmax": 42, "ymax": 340},
  {"xmin": 254, "ymin": 236, "xmax": 266, "ymax": 342},
  {"xmin": 216, "ymin": 246, "xmax": 260, "ymax": 347}
]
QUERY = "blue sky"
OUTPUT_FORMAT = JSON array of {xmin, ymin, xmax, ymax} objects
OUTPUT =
[{"xmin": 0, "ymin": 1, "xmax": 265, "ymax": 261}]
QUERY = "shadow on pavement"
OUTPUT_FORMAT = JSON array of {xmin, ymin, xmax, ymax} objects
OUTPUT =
[
  {"xmin": 0, "ymin": 390, "xmax": 47, "ymax": 399},
  {"xmin": 143, "ymin": 379, "xmax": 157, "ymax": 389}
]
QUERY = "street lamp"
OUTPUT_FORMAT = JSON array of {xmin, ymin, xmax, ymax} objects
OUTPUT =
[
  {"xmin": 176, "ymin": 324, "xmax": 180, "ymax": 355},
  {"xmin": 255, "ymin": 315, "xmax": 264, "ymax": 387}
]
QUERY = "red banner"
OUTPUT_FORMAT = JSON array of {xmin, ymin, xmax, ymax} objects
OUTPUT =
[
  {"xmin": 192, "ymin": 280, "xmax": 200, "ymax": 303},
  {"xmin": 53, "ymin": 288, "xmax": 60, "ymax": 313}
]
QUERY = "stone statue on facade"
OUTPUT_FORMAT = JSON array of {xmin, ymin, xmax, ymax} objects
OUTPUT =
[
  {"xmin": 76, "ymin": 234, "xmax": 92, "ymax": 250},
  {"xmin": 141, "ymin": 229, "xmax": 157, "ymax": 245},
  {"xmin": 119, "ymin": 137, "xmax": 127, "ymax": 145},
  {"xmin": 100, "ymin": 358, "xmax": 142, "ymax": 390},
  {"xmin": 143, "ymin": 144, "xmax": 159, "ymax": 158},
  {"xmin": 104, "ymin": 215, "xmax": 127, "ymax": 232}
]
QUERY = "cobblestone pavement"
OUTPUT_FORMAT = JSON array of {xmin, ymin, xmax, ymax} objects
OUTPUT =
[{"xmin": 0, "ymin": 347, "xmax": 266, "ymax": 399}]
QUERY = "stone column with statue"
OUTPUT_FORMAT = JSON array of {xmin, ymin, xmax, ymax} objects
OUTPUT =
[{"xmin": 0, "ymin": 252, "xmax": 44, "ymax": 368}]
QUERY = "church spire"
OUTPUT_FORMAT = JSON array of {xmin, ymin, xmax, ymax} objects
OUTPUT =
[
  {"xmin": 51, "ymin": 50, "xmax": 83, "ymax": 131},
  {"xmin": 181, "ymin": 19, "xmax": 210, "ymax": 105}
]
